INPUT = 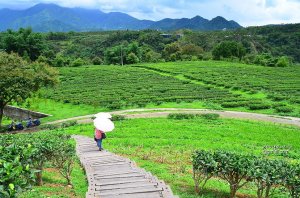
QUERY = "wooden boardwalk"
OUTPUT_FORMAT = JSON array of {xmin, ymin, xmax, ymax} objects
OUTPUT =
[{"xmin": 73, "ymin": 135, "xmax": 178, "ymax": 198}]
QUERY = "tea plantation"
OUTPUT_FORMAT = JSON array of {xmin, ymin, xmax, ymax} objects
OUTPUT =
[
  {"xmin": 42, "ymin": 65, "xmax": 250, "ymax": 110},
  {"xmin": 137, "ymin": 61, "xmax": 300, "ymax": 116},
  {"xmin": 40, "ymin": 61, "xmax": 300, "ymax": 117}
]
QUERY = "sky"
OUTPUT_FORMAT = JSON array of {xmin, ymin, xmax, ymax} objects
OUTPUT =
[{"xmin": 0, "ymin": 0, "xmax": 300, "ymax": 26}]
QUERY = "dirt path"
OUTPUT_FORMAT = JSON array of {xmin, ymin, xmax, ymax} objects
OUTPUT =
[{"xmin": 47, "ymin": 108, "xmax": 300, "ymax": 128}]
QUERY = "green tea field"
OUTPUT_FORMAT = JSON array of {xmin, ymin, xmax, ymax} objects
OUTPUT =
[
  {"xmin": 32, "ymin": 61, "xmax": 300, "ymax": 120},
  {"xmin": 24, "ymin": 116, "xmax": 300, "ymax": 198}
]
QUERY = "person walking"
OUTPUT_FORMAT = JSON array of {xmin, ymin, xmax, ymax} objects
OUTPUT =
[{"xmin": 94, "ymin": 128, "xmax": 105, "ymax": 151}]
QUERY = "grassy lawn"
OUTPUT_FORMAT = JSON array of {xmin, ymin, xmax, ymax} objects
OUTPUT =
[
  {"xmin": 20, "ymin": 161, "xmax": 87, "ymax": 198},
  {"xmin": 18, "ymin": 98, "xmax": 105, "ymax": 122},
  {"xmin": 49, "ymin": 116, "xmax": 300, "ymax": 198}
]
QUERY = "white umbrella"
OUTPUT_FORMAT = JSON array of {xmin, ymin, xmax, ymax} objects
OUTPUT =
[
  {"xmin": 93, "ymin": 117, "xmax": 115, "ymax": 133},
  {"xmin": 94, "ymin": 112, "xmax": 112, "ymax": 119}
]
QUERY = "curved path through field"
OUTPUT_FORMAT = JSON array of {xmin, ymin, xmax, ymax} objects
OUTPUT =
[{"xmin": 48, "ymin": 108, "xmax": 300, "ymax": 127}]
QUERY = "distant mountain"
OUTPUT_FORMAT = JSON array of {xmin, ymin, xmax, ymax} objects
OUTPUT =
[
  {"xmin": 149, "ymin": 16, "xmax": 241, "ymax": 31},
  {"xmin": 0, "ymin": 3, "xmax": 242, "ymax": 32}
]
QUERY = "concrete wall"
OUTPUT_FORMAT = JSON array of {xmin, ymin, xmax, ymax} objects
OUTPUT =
[{"xmin": 4, "ymin": 105, "xmax": 51, "ymax": 121}]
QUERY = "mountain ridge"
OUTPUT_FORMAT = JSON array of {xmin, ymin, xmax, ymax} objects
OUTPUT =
[{"xmin": 0, "ymin": 3, "xmax": 242, "ymax": 32}]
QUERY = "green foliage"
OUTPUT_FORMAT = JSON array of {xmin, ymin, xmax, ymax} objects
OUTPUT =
[
  {"xmin": 275, "ymin": 106, "xmax": 294, "ymax": 113},
  {"xmin": 276, "ymin": 56, "xmax": 290, "ymax": 67},
  {"xmin": 0, "ymin": 52, "xmax": 58, "ymax": 127},
  {"xmin": 71, "ymin": 58, "xmax": 85, "ymax": 67},
  {"xmin": 92, "ymin": 56, "xmax": 103, "ymax": 65},
  {"xmin": 111, "ymin": 115, "xmax": 126, "ymax": 121},
  {"xmin": 0, "ymin": 28, "xmax": 46, "ymax": 61},
  {"xmin": 0, "ymin": 132, "xmax": 75, "ymax": 195},
  {"xmin": 252, "ymin": 53, "xmax": 291, "ymax": 67},
  {"xmin": 200, "ymin": 113, "xmax": 220, "ymax": 120},
  {"xmin": 248, "ymin": 102, "xmax": 271, "ymax": 110},
  {"xmin": 43, "ymin": 65, "xmax": 244, "ymax": 110},
  {"xmin": 163, "ymin": 42, "xmax": 181, "ymax": 61},
  {"xmin": 56, "ymin": 116, "xmax": 300, "ymax": 198},
  {"xmin": 0, "ymin": 143, "xmax": 35, "ymax": 198},
  {"xmin": 212, "ymin": 41, "xmax": 246, "ymax": 60},
  {"xmin": 168, "ymin": 113, "xmax": 196, "ymax": 120},
  {"xmin": 144, "ymin": 61, "xmax": 300, "ymax": 117},
  {"xmin": 192, "ymin": 150, "xmax": 217, "ymax": 194},
  {"xmin": 144, "ymin": 50, "xmax": 162, "ymax": 63},
  {"xmin": 126, "ymin": 52, "xmax": 139, "ymax": 64},
  {"xmin": 61, "ymin": 121, "xmax": 78, "ymax": 128},
  {"xmin": 192, "ymin": 150, "xmax": 299, "ymax": 198}
]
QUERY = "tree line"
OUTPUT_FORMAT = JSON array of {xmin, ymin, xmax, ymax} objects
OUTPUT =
[{"xmin": 0, "ymin": 25, "xmax": 298, "ymax": 67}]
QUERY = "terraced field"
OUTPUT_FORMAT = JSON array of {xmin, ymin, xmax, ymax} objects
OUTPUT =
[
  {"xmin": 42, "ymin": 65, "xmax": 250, "ymax": 110},
  {"xmin": 37, "ymin": 61, "xmax": 300, "ymax": 118},
  {"xmin": 137, "ymin": 61, "xmax": 300, "ymax": 116}
]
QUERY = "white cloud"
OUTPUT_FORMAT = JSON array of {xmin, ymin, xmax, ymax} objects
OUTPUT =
[{"xmin": 0, "ymin": 0, "xmax": 299, "ymax": 26}]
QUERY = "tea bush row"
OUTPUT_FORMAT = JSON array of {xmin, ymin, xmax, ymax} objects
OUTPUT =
[
  {"xmin": 192, "ymin": 150, "xmax": 300, "ymax": 198},
  {"xmin": 0, "ymin": 132, "xmax": 75, "ymax": 197},
  {"xmin": 42, "ymin": 66, "xmax": 251, "ymax": 110}
]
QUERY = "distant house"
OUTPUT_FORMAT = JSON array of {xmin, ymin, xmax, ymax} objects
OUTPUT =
[{"xmin": 160, "ymin": 34, "xmax": 183, "ymax": 39}]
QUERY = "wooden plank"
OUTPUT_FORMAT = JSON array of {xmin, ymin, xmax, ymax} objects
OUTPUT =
[
  {"xmin": 73, "ymin": 135, "xmax": 177, "ymax": 198},
  {"xmin": 93, "ymin": 170, "xmax": 141, "ymax": 177},
  {"xmin": 96, "ymin": 186, "xmax": 163, "ymax": 196},
  {"xmin": 98, "ymin": 192, "xmax": 163, "ymax": 198},
  {"xmin": 95, "ymin": 182, "xmax": 158, "ymax": 191},
  {"xmin": 94, "ymin": 176, "xmax": 149, "ymax": 184},
  {"xmin": 94, "ymin": 172, "xmax": 146, "ymax": 179},
  {"xmin": 95, "ymin": 178, "xmax": 150, "ymax": 186}
]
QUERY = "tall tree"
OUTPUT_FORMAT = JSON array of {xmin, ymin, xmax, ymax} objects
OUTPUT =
[
  {"xmin": 2, "ymin": 28, "xmax": 46, "ymax": 61},
  {"xmin": 0, "ymin": 52, "xmax": 58, "ymax": 127}
]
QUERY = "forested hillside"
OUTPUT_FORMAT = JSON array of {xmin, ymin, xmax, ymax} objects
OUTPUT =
[{"xmin": 0, "ymin": 23, "xmax": 299, "ymax": 67}]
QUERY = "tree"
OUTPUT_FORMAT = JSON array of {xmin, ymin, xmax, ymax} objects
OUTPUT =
[
  {"xmin": 2, "ymin": 28, "xmax": 46, "ymax": 61},
  {"xmin": 92, "ymin": 56, "xmax": 103, "ymax": 65},
  {"xmin": 0, "ymin": 52, "xmax": 58, "ymax": 127},
  {"xmin": 181, "ymin": 44, "xmax": 204, "ymax": 57},
  {"xmin": 212, "ymin": 41, "xmax": 246, "ymax": 60},
  {"xmin": 163, "ymin": 42, "xmax": 182, "ymax": 61},
  {"xmin": 71, "ymin": 58, "xmax": 85, "ymax": 67},
  {"xmin": 126, "ymin": 52, "xmax": 139, "ymax": 64}
]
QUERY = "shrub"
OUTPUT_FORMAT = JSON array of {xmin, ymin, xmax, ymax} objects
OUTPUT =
[
  {"xmin": 61, "ymin": 121, "xmax": 77, "ymax": 128},
  {"xmin": 221, "ymin": 101, "xmax": 247, "ymax": 108},
  {"xmin": 200, "ymin": 113, "xmax": 220, "ymax": 120},
  {"xmin": 250, "ymin": 159, "xmax": 290, "ymax": 198},
  {"xmin": 192, "ymin": 150, "xmax": 298, "ymax": 198},
  {"xmin": 71, "ymin": 58, "xmax": 85, "ymax": 67},
  {"xmin": 111, "ymin": 115, "xmax": 126, "ymax": 121},
  {"xmin": 268, "ymin": 94, "xmax": 287, "ymax": 101},
  {"xmin": 285, "ymin": 164, "xmax": 300, "ymax": 198},
  {"xmin": 168, "ymin": 113, "xmax": 196, "ymax": 120},
  {"xmin": 276, "ymin": 56, "xmax": 290, "ymax": 67},
  {"xmin": 39, "ymin": 124, "xmax": 59, "ymax": 130},
  {"xmin": 0, "ymin": 132, "xmax": 75, "ymax": 197},
  {"xmin": 213, "ymin": 151, "xmax": 254, "ymax": 198},
  {"xmin": 106, "ymin": 102, "xmax": 122, "ymax": 110},
  {"xmin": 92, "ymin": 57, "xmax": 103, "ymax": 65},
  {"xmin": 212, "ymin": 41, "xmax": 246, "ymax": 60},
  {"xmin": 248, "ymin": 103, "xmax": 271, "ymax": 110},
  {"xmin": 275, "ymin": 106, "xmax": 293, "ymax": 113},
  {"xmin": 0, "ymin": 143, "xmax": 35, "ymax": 197},
  {"xmin": 126, "ymin": 52, "xmax": 139, "ymax": 64},
  {"xmin": 192, "ymin": 150, "xmax": 218, "ymax": 194}
]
